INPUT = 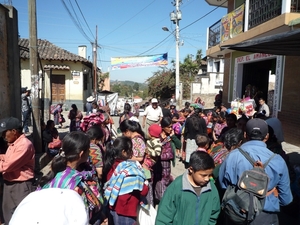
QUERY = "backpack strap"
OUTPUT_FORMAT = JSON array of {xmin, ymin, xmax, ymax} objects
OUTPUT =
[
  {"xmin": 262, "ymin": 153, "xmax": 276, "ymax": 169},
  {"xmin": 238, "ymin": 147, "xmax": 276, "ymax": 169},
  {"xmin": 238, "ymin": 148, "xmax": 256, "ymax": 166}
]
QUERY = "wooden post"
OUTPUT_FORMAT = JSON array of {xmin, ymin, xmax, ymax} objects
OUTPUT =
[{"xmin": 29, "ymin": 0, "xmax": 42, "ymax": 153}]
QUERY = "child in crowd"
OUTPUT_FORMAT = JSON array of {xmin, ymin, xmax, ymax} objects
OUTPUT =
[
  {"xmin": 103, "ymin": 136, "xmax": 149, "ymax": 225},
  {"xmin": 172, "ymin": 114, "xmax": 183, "ymax": 158},
  {"xmin": 195, "ymin": 134, "xmax": 210, "ymax": 152},
  {"xmin": 155, "ymin": 151, "xmax": 220, "ymax": 225},
  {"xmin": 144, "ymin": 124, "xmax": 162, "ymax": 172}
]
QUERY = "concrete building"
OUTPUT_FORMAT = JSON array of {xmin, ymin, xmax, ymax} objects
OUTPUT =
[{"xmin": 205, "ymin": 0, "xmax": 300, "ymax": 145}]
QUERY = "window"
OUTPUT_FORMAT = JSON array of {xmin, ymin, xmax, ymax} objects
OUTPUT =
[
  {"xmin": 214, "ymin": 61, "xmax": 220, "ymax": 73},
  {"xmin": 83, "ymin": 73, "xmax": 88, "ymax": 90}
]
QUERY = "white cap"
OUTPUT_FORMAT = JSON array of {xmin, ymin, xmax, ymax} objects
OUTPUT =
[
  {"xmin": 10, "ymin": 188, "xmax": 89, "ymax": 225},
  {"xmin": 151, "ymin": 98, "xmax": 158, "ymax": 103}
]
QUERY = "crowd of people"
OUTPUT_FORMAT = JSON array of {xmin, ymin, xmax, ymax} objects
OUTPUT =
[{"xmin": 0, "ymin": 93, "xmax": 299, "ymax": 225}]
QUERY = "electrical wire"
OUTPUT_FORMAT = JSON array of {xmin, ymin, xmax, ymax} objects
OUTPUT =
[
  {"xmin": 60, "ymin": 0, "xmax": 93, "ymax": 43},
  {"xmin": 180, "ymin": 0, "xmax": 228, "ymax": 31},
  {"xmin": 99, "ymin": 0, "xmax": 156, "ymax": 40},
  {"xmin": 67, "ymin": 0, "xmax": 85, "ymax": 33},
  {"xmin": 137, "ymin": 0, "xmax": 228, "ymax": 56},
  {"xmin": 137, "ymin": 32, "xmax": 174, "ymax": 56},
  {"xmin": 74, "ymin": 0, "xmax": 95, "ymax": 39}
]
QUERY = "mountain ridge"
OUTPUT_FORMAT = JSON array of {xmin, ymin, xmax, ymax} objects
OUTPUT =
[{"xmin": 110, "ymin": 80, "xmax": 147, "ymax": 88}]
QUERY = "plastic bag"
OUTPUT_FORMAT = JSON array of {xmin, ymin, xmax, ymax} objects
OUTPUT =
[{"xmin": 137, "ymin": 205, "xmax": 157, "ymax": 225}]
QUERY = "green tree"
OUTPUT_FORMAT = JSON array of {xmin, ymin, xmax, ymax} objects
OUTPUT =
[
  {"xmin": 133, "ymin": 82, "xmax": 139, "ymax": 91},
  {"xmin": 147, "ymin": 49, "xmax": 202, "ymax": 99},
  {"xmin": 180, "ymin": 50, "xmax": 201, "ymax": 99},
  {"xmin": 146, "ymin": 67, "xmax": 175, "ymax": 99},
  {"xmin": 111, "ymin": 84, "xmax": 121, "ymax": 93}
]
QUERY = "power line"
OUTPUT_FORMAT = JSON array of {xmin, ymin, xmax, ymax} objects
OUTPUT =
[
  {"xmin": 60, "ymin": 0, "xmax": 93, "ymax": 43},
  {"xmin": 180, "ymin": 0, "xmax": 228, "ymax": 31},
  {"xmin": 137, "ymin": 32, "xmax": 174, "ymax": 56},
  {"xmin": 99, "ymin": 0, "xmax": 156, "ymax": 40},
  {"xmin": 74, "ymin": 0, "xmax": 95, "ymax": 39},
  {"xmin": 137, "ymin": 0, "xmax": 228, "ymax": 56},
  {"xmin": 67, "ymin": 0, "xmax": 85, "ymax": 33}
]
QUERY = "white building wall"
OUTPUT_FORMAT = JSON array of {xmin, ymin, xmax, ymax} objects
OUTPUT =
[
  {"xmin": 20, "ymin": 61, "xmax": 31, "ymax": 88},
  {"xmin": 194, "ymin": 57, "xmax": 224, "ymax": 95}
]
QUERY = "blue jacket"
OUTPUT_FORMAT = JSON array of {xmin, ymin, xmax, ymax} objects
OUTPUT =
[{"xmin": 218, "ymin": 140, "xmax": 293, "ymax": 212}]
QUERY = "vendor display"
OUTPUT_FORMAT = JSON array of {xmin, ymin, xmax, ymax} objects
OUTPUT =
[{"xmin": 229, "ymin": 97, "xmax": 256, "ymax": 118}]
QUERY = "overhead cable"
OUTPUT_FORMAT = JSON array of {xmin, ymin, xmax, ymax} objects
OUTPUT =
[
  {"xmin": 99, "ymin": 0, "xmax": 156, "ymax": 40},
  {"xmin": 138, "ymin": 0, "xmax": 228, "ymax": 56},
  {"xmin": 60, "ymin": 0, "xmax": 93, "ymax": 43},
  {"xmin": 74, "ymin": 0, "xmax": 95, "ymax": 39}
]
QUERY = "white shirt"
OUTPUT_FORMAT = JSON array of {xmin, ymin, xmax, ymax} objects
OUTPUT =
[
  {"xmin": 144, "ymin": 105, "xmax": 163, "ymax": 121},
  {"xmin": 259, "ymin": 103, "xmax": 270, "ymax": 117}
]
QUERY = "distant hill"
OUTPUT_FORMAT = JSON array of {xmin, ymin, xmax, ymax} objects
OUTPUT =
[{"xmin": 110, "ymin": 80, "xmax": 147, "ymax": 89}]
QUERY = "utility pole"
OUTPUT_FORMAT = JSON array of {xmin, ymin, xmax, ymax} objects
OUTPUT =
[
  {"xmin": 29, "ymin": 0, "xmax": 42, "ymax": 153},
  {"xmin": 171, "ymin": 0, "xmax": 182, "ymax": 107},
  {"xmin": 93, "ymin": 26, "xmax": 98, "ymax": 97}
]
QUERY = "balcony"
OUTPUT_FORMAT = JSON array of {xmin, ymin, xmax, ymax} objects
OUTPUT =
[
  {"xmin": 208, "ymin": 19, "xmax": 221, "ymax": 48},
  {"xmin": 207, "ymin": 0, "xmax": 300, "ymax": 49},
  {"xmin": 248, "ymin": 0, "xmax": 282, "ymax": 29}
]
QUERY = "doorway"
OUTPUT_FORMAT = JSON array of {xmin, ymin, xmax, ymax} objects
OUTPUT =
[
  {"xmin": 51, "ymin": 75, "xmax": 65, "ymax": 103},
  {"xmin": 242, "ymin": 59, "xmax": 276, "ymax": 108}
]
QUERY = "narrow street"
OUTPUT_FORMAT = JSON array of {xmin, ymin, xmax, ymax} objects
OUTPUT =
[
  {"xmin": 36, "ymin": 111, "xmax": 300, "ymax": 224},
  {"xmin": 40, "ymin": 111, "xmax": 300, "ymax": 178}
]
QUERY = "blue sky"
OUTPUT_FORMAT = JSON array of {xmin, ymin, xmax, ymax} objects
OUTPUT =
[{"xmin": 8, "ymin": 0, "xmax": 226, "ymax": 83}]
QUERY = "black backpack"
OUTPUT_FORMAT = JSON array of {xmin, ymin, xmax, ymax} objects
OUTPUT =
[{"xmin": 221, "ymin": 148, "xmax": 276, "ymax": 225}]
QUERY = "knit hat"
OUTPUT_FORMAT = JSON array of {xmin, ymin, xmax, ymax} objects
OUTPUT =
[
  {"xmin": 0, "ymin": 117, "xmax": 22, "ymax": 133},
  {"xmin": 10, "ymin": 188, "xmax": 89, "ymax": 225},
  {"xmin": 148, "ymin": 124, "xmax": 162, "ymax": 138}
]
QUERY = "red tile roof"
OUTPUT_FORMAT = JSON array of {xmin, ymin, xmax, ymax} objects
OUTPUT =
[
  {"xmin": 19, "ymin": 38, "xmax": 92, "ymax": 66},
  {"xmin": 43, "ymin": 64, "xmax": 70, "ymax": 70}
]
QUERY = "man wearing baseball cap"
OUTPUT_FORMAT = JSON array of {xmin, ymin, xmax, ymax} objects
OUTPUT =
[
  {"xmin": 219, "ymin": 118, "xmax": 292, "ymax": 224},
  {"xmin": 142, "ymin": 98, "xmax": 163, "ymax": 137},
  {"xmin": 0, "ymin": 117, "xmax": 35, "ymax": 224}
]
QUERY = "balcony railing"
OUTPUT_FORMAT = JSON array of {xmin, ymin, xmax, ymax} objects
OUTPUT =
[
  {"xmin": 248, "ymin": 0, "xmax": 282, "ymax": 29},
  {"xmin": 208, "ymin": 19, "xmax": 221, "ymax": 48},
  {"xmin": 291, "ymin": 0, "xmax": 300, "ymax": 12},
  {"xmin": 207, "ymin": 0, "xmax": 300, "ymax": 48}
]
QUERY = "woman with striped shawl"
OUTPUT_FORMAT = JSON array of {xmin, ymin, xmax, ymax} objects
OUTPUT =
[
  {"xmin": 38, "ymin": 132, "xmax": 106, "ymax": 225},
  {"xmin": 103, "ymin": 136, "xmax": 149, "ymax": 225}
]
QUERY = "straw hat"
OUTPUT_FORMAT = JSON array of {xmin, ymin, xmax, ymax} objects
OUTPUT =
[{"xmin": 86, "ymin": 96, "xmax": 95, "ymax": 102}]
